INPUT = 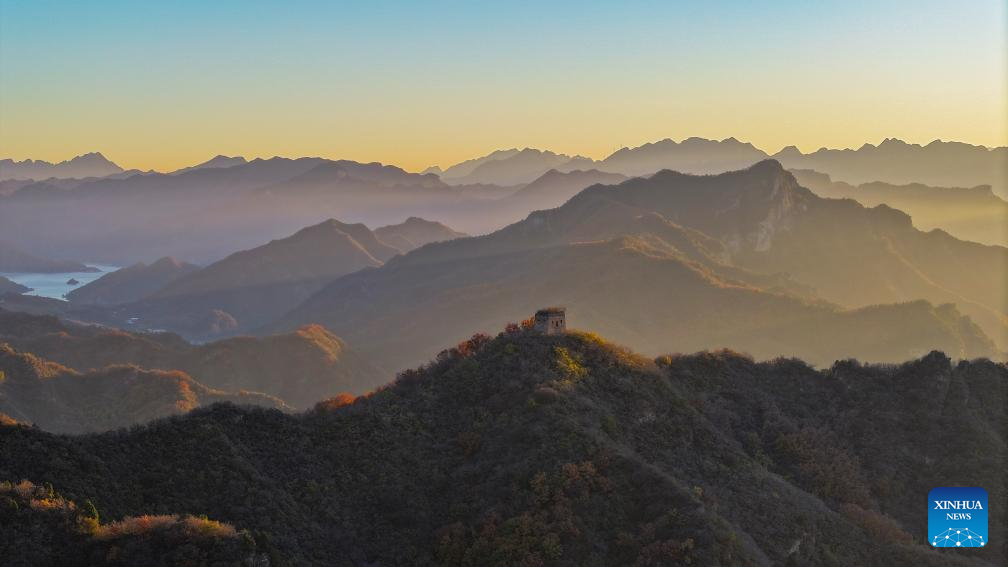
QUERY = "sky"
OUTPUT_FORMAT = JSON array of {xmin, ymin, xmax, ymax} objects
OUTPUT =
[{"xmin": 0, "ymin": 0, "xmax": 1005, "ymax": 172}]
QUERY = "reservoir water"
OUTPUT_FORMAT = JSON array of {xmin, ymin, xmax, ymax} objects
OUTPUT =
[{"xmin": 0, "ymin": 265, "xmax": 119, "ymax": 300}]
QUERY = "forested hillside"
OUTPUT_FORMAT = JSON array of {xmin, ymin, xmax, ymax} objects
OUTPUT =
[{"xmin": 1, "ymin": 328, "xmax": 1001, "ymax": 565}]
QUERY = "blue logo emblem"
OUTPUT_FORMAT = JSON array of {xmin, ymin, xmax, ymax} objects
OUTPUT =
[{"xmin": 929, "ymin": 487, "xmax": 988, "ymax": 548}]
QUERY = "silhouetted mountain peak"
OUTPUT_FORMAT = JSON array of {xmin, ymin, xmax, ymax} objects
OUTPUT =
[
  {"xmin": 148, "ymin": 256, "xmax": 188, "ymax": 269},
  {"xmin": 294, "ymin": 218, "xmax": 364, "ymax": 239},
  {"xmin": 171, "ymin": 155, "xmax": 247, "ymax": 174},
  {"xmin": 773, "ymin": 137, "xmax": 1007, "ymax": 197},
  {"xmin": 75, "ymin": 152, "xmax": 114, "ymax": 164},
  {"xmin": 773, "ymin": 145, "xmax": 803, "ymax": 158},
  {"xmin": 748, "ymin": 158, "xmax": 786, "ymax": 173},
  {"xmin": 0, "ymin": 152, "xmax": 124, "ymax": 181},
  {"xmin": 598, "ymin": 137, "xmax": 771, "ymax": 177},
  {"xmin": 878, "ymin": 137, "xmax": 910, "ymax": 148},
  {"xmin": 375, "ymin": 217, "xmax": 466, "ymax": 252}
]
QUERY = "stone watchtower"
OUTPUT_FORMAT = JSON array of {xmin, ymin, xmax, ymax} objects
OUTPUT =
[{"xmin": 533, "ymin": 307, "xmax": 566, "ymax": 335}]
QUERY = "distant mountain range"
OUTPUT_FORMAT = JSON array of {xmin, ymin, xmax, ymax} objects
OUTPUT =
[
  {"xmin": 1, "ymin": 158, "xmax": 1002, "ymax": 367},
  {"xmin": 432, "ymin": 138, "xmax": 767, "ymax": 186},
  {"xmin": 74, "ymin": 217, "xmax": 465, "ymax": 339},
  {"xmin": 271, "ymin": 160, "xmax": 1005, "ymax": 370},
  {"xmin": 599, "ymin": 136, "xmax": 769, "ymax": 177},
  {"xmin": 505, "ymin": 169, "xmax": 629, "ymax": 212},
  {"xmin": 1, "ymin": 331, "xmax": 1002, "ymax": 564},
  {"xmin": 0, "ymin": 241, "xmax": 96, "ymax": 273},
  {"xmin": 429, "ymin": 137, "xmax": 1007, "ymax": 197},
  {"xmin": 169, "ymin": 154, "xmax": 248, "ymax": 175},
  {"xmin": 8, "ymin": 136, "xmax": 1005, "ymax": 196},
  {"xmin": 374, "ymin": 217, "xmax": 468, "ymax": 251},
  {"xmin": 774, "ymin": 138, "xmax": 1008, "ymax": 197},
  {"xmin": 3, "ymin": 137, "xmax": 1003, "ymax": 265},
  {"xmin": 791, "ymin": 169, "xmax": 1008, "ymax": 247},
  {"xmin": 0, "ymin": 152, "xmax": 123, "ymax": 181},
  {"xmin": 0, "ymin": 156, "xmax": 502, "ymax": 263},
  {"xmin": 115, "ymin": 219, "xmax": 399, "ymax": 337},
  {"xmin": 441, "ymin": 148, "xmax": 595, "ymax": 186}
]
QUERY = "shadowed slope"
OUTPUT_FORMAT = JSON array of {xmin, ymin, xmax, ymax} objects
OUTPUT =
[
  {"xmin": 0, "ymin": 331, "xmax": 1000, "ymax": 565},
  {"xmin": 374, "ymin": 217, "xmax": 467, "ymax": 252},
  {"xmin": 774, "ymin": 138, "xmax": 1008, "ymax": 198},
  {"xmin": 121, "ymin": 219, "xmax": 398, "ymax": 338},
  {"xmin": 0, "ymin": 480, "xmax": 262, "ymax": 565},
  {"xmin": 0, "ymin": 276, "xmax": 30, "ymax": 295},
  {"xmin": 273, "ymin": 236, "xmax": 996, "ymax": 372},
  {"xmin": 0, "ymin": 309, "xmax": 386, "ymax": 409},
  {"xmin": 375, "ymin": 160, "xmax": 1007, "ymax": 349},
  {"xmin": 0, "ymin": 241, "xmax": 96, "ymax": 273},
  {"xmin": 0, "ymin": 343, "xmax": 286, "ymax": 433},
  {"xmin": 66, "ymin": 257, "xmax": 199, "ymax": 306},
  {"xmin": 791, "ymin": 168, "xmax": 1008, "ymax": 247},
  {"xmin": 0, "ymin": 152, "xmax": 123, "ymax": 181}
]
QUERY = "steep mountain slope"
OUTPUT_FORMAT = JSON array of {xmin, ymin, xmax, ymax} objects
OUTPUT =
[
  {"xmin": 792, "ymin": 169, "xmax": 1008, "ymax": 246},
  {"xmin": 0, "ymin": 241, "xmax": 96, "ymax": 273},
  {"xmin": 270, "ymin": 161, "xmax": 1005, "ymax": 368},
  {"xmin": 0, "ymin": 309, "xmax": 386, "ymax": 409},
  {"xmin": 601, "ymin": 162, "xmax": 1008, "ymax": 348},
  {"xmin": 0, "ymin": 152, "xmax": 123, "ymax": 181},
  {"xmin": 598, "ymin": 137, "xmax": 769, "ymax": 177},
  {"xmin": 0, "ymin": 276, "xmax": 29, "ymax": 295},
  {"xmin": 398, "ymin": 159, "xmax": 1007, "ymax": 349},
  {"xmin": 0, "ymin": 343, "xmax": 285, "ymax": 433},
  {"xmin": 66, "ymin": 257, "xmax": 200, "ymax": 306},
  {"xmin": 506, "ymin": 169, "xmax": 629, "ymax": 212},
  {"xmin": 123, "ymin": 219, "xmax": 397, "ymax": 337},
  {"xmin": 0, "ymin": 331, "xmax": 1000, "ymax": 565},
  {"xmin": 774, "ymin": 138, "xmax": 1008, "ymax": 198},
  {"xmin": 274, "ymin": 236, "xmax": 995, "ymax": 372},
  {"xmin": 374, "ymin": 217, "xmax": 467, "ymax": 252}
]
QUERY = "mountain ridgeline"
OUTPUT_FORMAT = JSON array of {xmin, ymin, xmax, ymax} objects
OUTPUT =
[
  {"xmin": 3, "ymin": 137, "xmax": 1002, "ymax": 266},
  {"xmin": 791, "ymin": 168, "xmax": 1008, "ymax": 247},
  {"xmin": 93, "ymin": 217, "xmax": 464, "ymax": 339},
  {"xmin": 66, "ymin": 257, "xmax": 200, "ymax": 306},
  {"xmin": 0, "ymin": 330, "xmax": 1002, "ymax": 565},
  {"xmin": 273, "ymin": 160, "xmax": 1006, "ymax": 371},
  {"xmin": 0, "ymin": 241, "xmax": 96, "ymax": 273},
  {"xmin": 0, "ymin": 309, "xmax": 385, "ymax": 420},
  {"xmin": 0, "ymin": 152, "xmax": 123, "ymax": 181},
  {"xmin": 0, "ymin": 343, "xmax": 287, "ymax": 434}
]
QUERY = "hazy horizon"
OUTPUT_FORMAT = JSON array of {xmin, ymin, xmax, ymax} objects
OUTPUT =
[
  {"xmin": 4, "ymin": 134, "xmax": 1007, "ymax": 175},
  {"xmin": 1, "ymin": 1, "xmax": 1004, "ymax": 172}
]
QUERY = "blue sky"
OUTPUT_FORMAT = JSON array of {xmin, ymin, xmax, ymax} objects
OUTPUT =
[{"xmin": 1, "ymin": 0, "xmax": 1004, "ymax": 170}]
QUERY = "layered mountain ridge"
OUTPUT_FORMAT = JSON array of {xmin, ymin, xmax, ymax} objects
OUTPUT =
[
  {"xmin": 0, "ymin": 152, "xmax": 123, "ymax": 181},
  {"xmin": 0, "ymin": 308, "xmax": 386, "ymax": 412},
  {"xmin": 67, "ymin": 257, "xmax": 199, "ymax": 306},
  {"xmin": 272, "ymin": 160, "xmax": 1006, "ymax": 369},
  {"xmin": 0, "ymin": 343, "xmax": 287, "ymax": 433}
]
